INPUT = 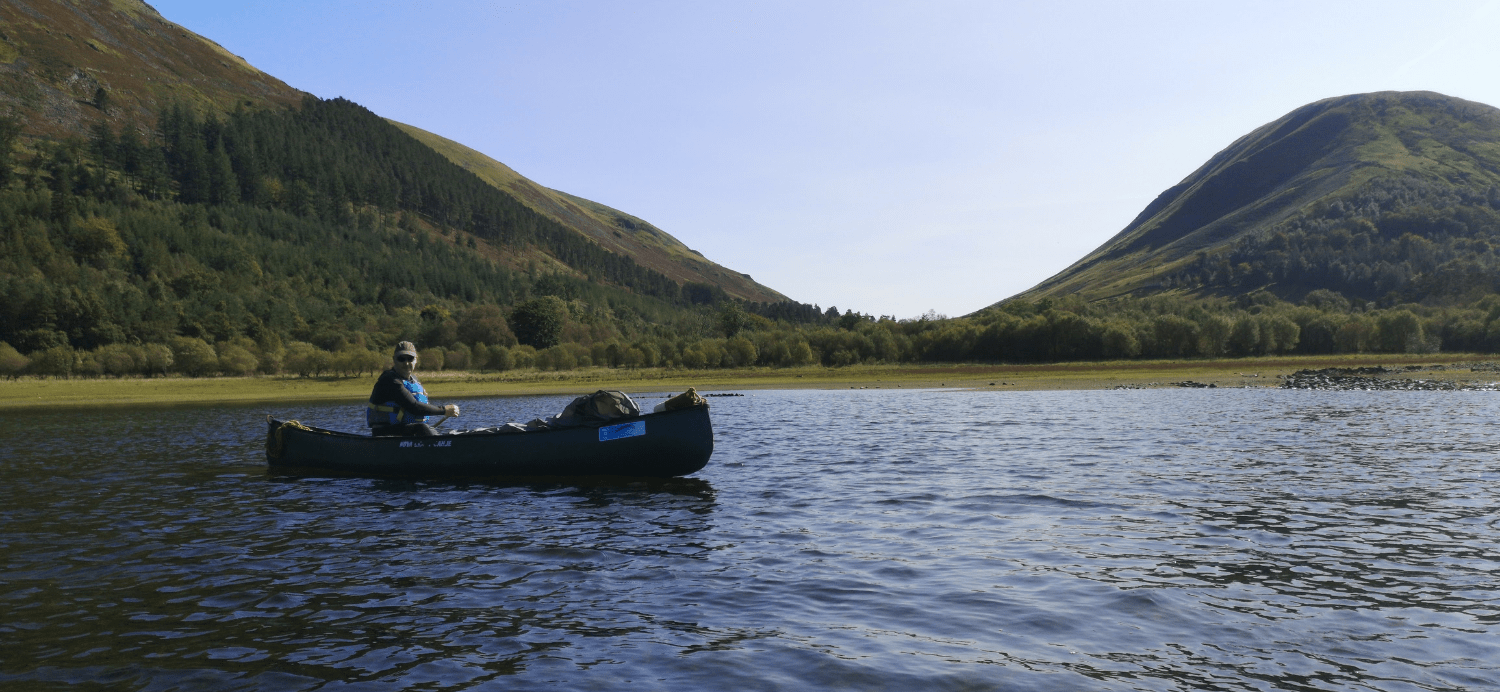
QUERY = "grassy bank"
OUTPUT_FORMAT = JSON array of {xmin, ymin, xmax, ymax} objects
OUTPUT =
[{"xmin": 4, "ymin": 353, "xmax": 1497, "ymax": 411}]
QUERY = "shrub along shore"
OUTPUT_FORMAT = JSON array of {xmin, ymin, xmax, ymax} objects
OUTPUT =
[{"xmin": 6, "ymin": 354, "xmax": 1495, "ymax": 411}]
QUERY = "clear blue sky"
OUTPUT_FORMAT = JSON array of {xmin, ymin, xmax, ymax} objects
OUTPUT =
[{"xmin": 152, "ymin": 0, "xmax": 1500, "ymax": 318}]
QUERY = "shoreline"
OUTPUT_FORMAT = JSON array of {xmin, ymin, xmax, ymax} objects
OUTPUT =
[{"xmin": 4, "ymin": 354, "xmax": 1498, "ymax": 411}]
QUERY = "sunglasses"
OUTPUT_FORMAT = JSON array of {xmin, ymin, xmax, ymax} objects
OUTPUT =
[{"xmin": 396, "ymin": 355, "xmax": 416, "ymax": 363}]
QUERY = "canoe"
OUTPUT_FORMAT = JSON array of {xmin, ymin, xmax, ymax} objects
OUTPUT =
[{"xmin": 265, "ymin": 404, "xmax": 713, "ymax": 478}]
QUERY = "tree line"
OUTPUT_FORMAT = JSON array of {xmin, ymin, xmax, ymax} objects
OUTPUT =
[{"xmin": 11, "ymin": 288, "xmax": 1500, "ymax": 379}]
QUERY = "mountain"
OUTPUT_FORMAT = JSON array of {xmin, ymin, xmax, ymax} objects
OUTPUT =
[
  {"xmin": 0, "ymin": 0, "xmax": 781, "ymax": 303},
  {"xmin": 1008, "ymin": 91, "xmax": 1500, "ymax": 305}
]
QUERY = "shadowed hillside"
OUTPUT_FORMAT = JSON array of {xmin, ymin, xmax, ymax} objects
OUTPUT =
[{"xmin": 1008, "ymin": 91, "xmax": 1500, "ymax": 305}]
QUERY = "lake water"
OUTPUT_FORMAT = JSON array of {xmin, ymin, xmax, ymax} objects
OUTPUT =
[{"xmin": 2, "ymin": 388, "xmax": 1498, "ymax": 691}]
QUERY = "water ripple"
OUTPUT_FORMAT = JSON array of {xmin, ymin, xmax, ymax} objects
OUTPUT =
[{"xmin": 1, "ymin": 389, "xmax": 1497, "ymax": 690}]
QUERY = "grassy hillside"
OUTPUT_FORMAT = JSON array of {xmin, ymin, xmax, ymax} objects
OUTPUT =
[
  {"xmin": 0, "ymin": 0, "xmax": 303, "ymax": 137},
  {"xmin": 1009, "ymin": 91, "xmax": 1500, "ymax": 304},
  {"xmin": 390, "ymin": 120, "xmax": 784, "ymax": 303}
]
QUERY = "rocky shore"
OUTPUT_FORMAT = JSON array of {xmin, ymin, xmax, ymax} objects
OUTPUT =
[{"xmin": 1280, "ymin": 365, "xmax": 1500, "ymax": 391}]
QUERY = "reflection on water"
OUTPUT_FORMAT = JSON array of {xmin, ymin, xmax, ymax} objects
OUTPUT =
[{"xmin": 1, "ymin": 389, "xmax": 1497, "ymax": 690}]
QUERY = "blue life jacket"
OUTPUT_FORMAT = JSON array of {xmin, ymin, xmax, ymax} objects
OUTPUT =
[{"xmin": 367, "ymin": 378, "xmax": 430, "ymax": 427}]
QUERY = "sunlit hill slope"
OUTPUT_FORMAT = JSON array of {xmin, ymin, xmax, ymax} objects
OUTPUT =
[
  {"xmin": 1007, "ymin": 91, "xmax": 1500, "ymax": 306},
  {"xmin": 0, "ymin": 0, "xmax": 302, "ymax": 136},
  {"xmin": 391, "ymin": 121, "xmax": 784, "ymax": 303}
]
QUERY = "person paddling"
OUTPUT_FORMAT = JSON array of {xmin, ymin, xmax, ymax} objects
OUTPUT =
[{"xmin": 366, "ymin": 341, "xmax": 460, "ymax": 437}]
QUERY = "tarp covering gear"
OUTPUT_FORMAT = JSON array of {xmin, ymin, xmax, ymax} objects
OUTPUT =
[
  {"xmin": 528, "ymin": 390, "xmax": 641, "ymax": 430},
  {"xmin": 433, "ymin": 389, "xmax": 709, "ymax": 436}
]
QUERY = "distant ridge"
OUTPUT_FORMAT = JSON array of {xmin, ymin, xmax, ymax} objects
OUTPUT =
[
  {"xmin": 391, "ymin": 121, "xmax": 785, "ymax": 303},
  {"xmin": 1004, "ymin": 91, "xmax": 1500, "ymax": 306}
]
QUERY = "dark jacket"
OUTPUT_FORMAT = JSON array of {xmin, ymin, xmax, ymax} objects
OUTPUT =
[{"xmin": 366, "ymin": 369, "xmax": 445, "ymax": 428}]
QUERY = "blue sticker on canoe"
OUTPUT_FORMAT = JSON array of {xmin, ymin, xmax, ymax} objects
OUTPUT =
[{"xmin": 598, "ymin": 420, "xmax": 646, "ymax": 442}]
